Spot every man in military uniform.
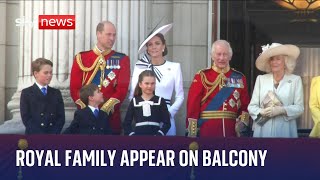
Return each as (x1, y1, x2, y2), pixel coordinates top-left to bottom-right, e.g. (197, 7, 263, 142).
(186, 40, 250, 137)
(70, 21, 130, 135)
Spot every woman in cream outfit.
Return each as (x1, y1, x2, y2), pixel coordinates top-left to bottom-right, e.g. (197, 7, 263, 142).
(129, 24, 184, 136)
(309, 76, 320, 138)
(248, 43, 304, 137)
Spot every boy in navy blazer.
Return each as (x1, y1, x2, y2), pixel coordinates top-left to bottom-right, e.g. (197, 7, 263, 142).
(20, 58, 65, 134)
(64, 84, 112, 135)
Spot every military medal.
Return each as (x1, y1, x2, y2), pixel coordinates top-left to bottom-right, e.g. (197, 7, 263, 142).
(226, 78, 231, 87)
(114, 60, 117, 69)
(229, 99, 236, 108)
(237, 100, 241, 109)
(117, 60, 120, 69)
(113, 60, 116, 69)
(108, 71, 116, 81)
(109, 60, 112, 69)
(106, 60, 110, 69)
(102, 79, 110, 87)
(233, 90, 240, 100)
(239, 79, 244, 88)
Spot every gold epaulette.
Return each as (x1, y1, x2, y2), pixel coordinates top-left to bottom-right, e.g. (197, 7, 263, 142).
(101, 98, 120, 115)
(75, 99, 86, 109)
(231, 68, 245, 77)
(196, 67, 211, 74)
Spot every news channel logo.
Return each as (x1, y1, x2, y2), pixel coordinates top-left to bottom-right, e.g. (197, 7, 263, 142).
(15, 15, 75, 30)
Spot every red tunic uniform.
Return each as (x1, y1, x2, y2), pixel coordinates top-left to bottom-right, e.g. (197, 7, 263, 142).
(186, 66, 250, 137)
(70, 47, 130, 134)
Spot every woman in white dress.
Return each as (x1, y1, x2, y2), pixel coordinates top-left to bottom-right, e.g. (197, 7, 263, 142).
(129, 24, 184, 136)
(248, 43, 304, 137)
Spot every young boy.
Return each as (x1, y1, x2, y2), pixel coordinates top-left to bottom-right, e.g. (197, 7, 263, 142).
(20, 58, 65, 134)
(64, 84, 112, 135)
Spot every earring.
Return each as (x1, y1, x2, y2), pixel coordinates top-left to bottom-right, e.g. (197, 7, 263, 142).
(162, 49, 164, 52)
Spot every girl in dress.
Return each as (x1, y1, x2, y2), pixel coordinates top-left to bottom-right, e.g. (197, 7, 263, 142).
(124, 70, 171, 136)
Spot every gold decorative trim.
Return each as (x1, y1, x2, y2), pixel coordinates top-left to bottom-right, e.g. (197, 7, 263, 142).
(212, 63, 230, 73)
(231, 68, 245, 76)
(200, 71, 226, 105)
(200, 111, 237, 119)
(187, 118, 198, 137)
(85, 60, 102, 86)
(238, 111, 250, 126)
(75, 99, 86, 109)
(76, 53, 98, 72)
(93, 46, 111, 56)
(100, 98, 120, 115)
(76, 47, 112, 86)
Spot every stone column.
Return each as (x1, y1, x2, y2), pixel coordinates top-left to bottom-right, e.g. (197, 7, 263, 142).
(0, 0, 146, 134)
(0, 1, 7, 124)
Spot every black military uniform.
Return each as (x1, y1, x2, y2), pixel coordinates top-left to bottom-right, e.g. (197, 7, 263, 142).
(63, 107, 112, 135)
(20, 83, 65, 134)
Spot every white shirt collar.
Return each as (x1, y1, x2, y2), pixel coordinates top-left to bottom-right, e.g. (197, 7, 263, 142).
(88, 105, 99, 113)
(35, 82, 48, 90)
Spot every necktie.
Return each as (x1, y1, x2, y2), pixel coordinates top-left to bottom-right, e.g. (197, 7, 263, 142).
(41, 87, 47, 95)
(94, 109, 99, 118)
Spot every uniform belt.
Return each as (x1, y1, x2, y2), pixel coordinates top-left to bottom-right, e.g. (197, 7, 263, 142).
(200, 111, 237, 120)
(136, 122, 160, 127)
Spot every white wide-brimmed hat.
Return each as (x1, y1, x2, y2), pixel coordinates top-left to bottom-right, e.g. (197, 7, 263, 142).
(256, 43, 300, 72)
(138, 23, 173, 54)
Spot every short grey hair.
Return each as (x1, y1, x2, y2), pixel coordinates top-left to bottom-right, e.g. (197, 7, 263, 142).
(211, 39, 233, 58)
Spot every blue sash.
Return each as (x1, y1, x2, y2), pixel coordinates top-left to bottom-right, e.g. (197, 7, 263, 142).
(91, 52, 125, 85)
(198, 71, 241, 127)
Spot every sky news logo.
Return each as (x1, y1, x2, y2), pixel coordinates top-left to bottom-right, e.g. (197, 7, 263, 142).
(39, 15, 75, 29)
(15, 15, 75, 30)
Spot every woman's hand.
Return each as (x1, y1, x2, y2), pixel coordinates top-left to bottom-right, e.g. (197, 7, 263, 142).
(260, 107, 272, 117)
(269, 106, 286, 117)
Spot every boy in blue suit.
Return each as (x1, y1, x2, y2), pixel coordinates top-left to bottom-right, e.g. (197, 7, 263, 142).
(20, 58, 65, 134)
(64, 84, 112, 135)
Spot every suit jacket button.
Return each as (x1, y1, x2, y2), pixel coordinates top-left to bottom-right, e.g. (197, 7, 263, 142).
(93, 127, 95, 130)
(100, 128, 103, 130)
(41, 123, 44, 126)
(40, 113, 44, 116)
(49, 123, 53, 126)
(51, 113, 54, 116)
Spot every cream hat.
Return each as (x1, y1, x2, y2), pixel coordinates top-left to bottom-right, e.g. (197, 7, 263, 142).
(256, 43, 300, 72)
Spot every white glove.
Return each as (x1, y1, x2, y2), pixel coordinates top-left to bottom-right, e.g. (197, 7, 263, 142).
(269, 106, 286, 117)
(260, 107, 272, 117)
